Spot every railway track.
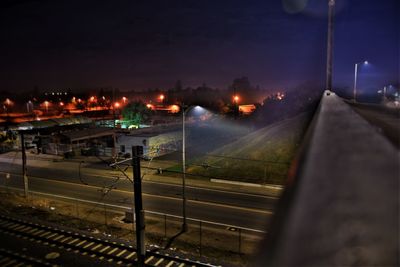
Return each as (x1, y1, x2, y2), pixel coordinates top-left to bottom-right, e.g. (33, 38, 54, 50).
(0, 247, 55, 267)
(0, 214, 218, 267)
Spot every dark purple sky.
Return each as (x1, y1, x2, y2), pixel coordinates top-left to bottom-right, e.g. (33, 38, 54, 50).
(0, 0, 398, 93)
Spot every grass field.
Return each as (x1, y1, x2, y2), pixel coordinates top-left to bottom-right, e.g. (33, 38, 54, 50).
(166, 112, 312, 185)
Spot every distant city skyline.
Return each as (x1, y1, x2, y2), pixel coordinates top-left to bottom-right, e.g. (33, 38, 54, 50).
(0, 0, 398, 93)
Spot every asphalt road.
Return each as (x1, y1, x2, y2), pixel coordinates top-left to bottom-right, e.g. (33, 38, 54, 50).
(0, 159, 274, 231)
(348, 102, 400, 148)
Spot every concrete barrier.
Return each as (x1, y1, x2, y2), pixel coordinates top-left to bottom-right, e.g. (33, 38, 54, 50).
(260, 91, 399, 267)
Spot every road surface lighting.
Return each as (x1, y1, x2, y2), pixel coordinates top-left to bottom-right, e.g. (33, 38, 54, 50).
(353, 60, 369, 102)
(181, 105, 204, 232)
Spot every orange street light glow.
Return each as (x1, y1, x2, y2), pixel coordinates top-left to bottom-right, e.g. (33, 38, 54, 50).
(122, 96, 127, 103)
(233, 95, 240, 102)
(114, 102, 120, 108)
(4, 98, 13, 106)
(170, 104, 180, 113)
(159, 94, 165, 100)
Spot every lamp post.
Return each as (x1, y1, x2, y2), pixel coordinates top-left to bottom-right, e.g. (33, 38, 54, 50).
(353, 60, 368, 102)
(181, 104, 203, 232)
(326, 0, 335, 91)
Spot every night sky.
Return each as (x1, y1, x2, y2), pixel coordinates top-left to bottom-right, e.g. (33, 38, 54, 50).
(0, 0, 398, 93)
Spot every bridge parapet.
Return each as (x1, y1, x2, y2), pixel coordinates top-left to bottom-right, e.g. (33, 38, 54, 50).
(259, 90, 399, 266)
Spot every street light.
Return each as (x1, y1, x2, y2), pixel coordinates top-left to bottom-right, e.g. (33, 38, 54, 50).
(233, 95, 240, 119)
(353, 60, 368, 102)
(181, 104, 204, 232)
(44, 101, 49, 113)
(380, 85, 394, 102)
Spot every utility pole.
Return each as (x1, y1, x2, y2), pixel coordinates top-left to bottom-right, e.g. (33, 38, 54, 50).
(353, 63, 359, 102)
(326, 0, 335, 91)
(112, 87, 116, 159)
(181, 104, 188, 232)
(132, 146, 145, 266)
(20, 132, 29, 198)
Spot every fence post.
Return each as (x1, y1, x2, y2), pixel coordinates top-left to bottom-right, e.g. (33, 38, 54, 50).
(164, 214, 167, 238)
(263, 166, 267, 184)
(199, 220, 202, 257)
(104, 203, 107, 226)
(75, 200, 79, 218)
(238, 228, 242, 254)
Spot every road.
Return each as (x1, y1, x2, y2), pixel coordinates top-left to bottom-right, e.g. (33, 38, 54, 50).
(348, 102, 400, 148)
(0, 158, 275, 231)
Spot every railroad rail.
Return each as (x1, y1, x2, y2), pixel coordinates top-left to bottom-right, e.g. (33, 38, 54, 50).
(0, 214, 218, 267)
(0, 247, 54, 267)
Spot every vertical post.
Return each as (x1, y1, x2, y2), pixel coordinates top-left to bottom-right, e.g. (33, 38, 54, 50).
(326, 0, 335, 91)
(199, 220, 202, 257)
(383, 86, 387, 100)
(182, 105, 188, 232)
(20, 132, 29, 198)
(112, 88, 116, 159)
(132, 146, 145, 266)
(104, 203, 107, 226)
(238, 228, 242, 254)
(263, 166, 267, 184)
(76, 201, 79, 218)
(164, 214, 167, 238)
(353, 63, 358, 102)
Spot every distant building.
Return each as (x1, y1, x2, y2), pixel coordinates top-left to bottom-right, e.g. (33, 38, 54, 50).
(239, 104, 257, 115)
(116, 125, 181, 159)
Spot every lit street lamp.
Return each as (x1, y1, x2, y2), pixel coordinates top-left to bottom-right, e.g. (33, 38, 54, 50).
(44, 101, 49, 113)
(353, 60, 368, 102)
(181, 104, 204, 232)
(233, 95, 240, 119)
(159, 94, 165, 103)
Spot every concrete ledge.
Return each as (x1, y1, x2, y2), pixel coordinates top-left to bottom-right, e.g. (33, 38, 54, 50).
(263, 91, 399, 266)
